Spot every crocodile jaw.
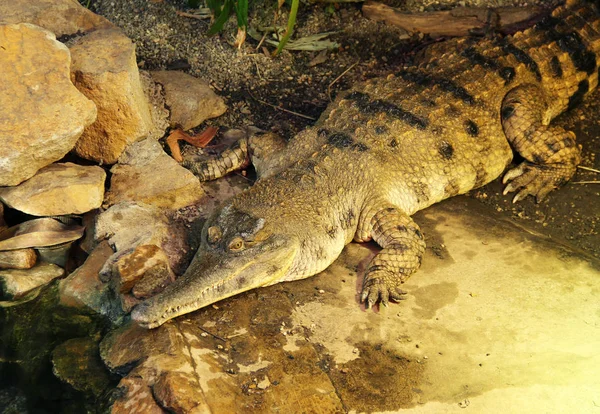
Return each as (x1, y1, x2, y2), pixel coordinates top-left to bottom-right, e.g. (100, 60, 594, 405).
(131, 235, 297, 329)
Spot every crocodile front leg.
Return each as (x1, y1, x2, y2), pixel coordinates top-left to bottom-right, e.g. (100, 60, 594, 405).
(357, 202, 426, 308)
(501, 84, 582, 203)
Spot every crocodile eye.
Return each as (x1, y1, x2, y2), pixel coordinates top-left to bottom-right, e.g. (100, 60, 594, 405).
(228, 237, 244, 251)
(207, 226, 222, 243)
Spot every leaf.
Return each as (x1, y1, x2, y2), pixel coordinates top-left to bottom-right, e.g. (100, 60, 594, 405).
(275, 0, 300, 55)
(207, 0, 233, 35)
(248, 28, 339, 51)
(308, 49, 329, 67)
(233, 0, 248, 29)
(207, 0, 224, 14)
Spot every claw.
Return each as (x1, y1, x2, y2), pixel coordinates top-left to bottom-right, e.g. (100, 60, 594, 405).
(389, 288, 408, 301)
(502, 166, 525, 184)
(512, 191, 524, 203)
(502, 161, 573, 203)
(535, 186, 553, 203)
(503, 183, 514, 195)
(380, 289, 390, 307)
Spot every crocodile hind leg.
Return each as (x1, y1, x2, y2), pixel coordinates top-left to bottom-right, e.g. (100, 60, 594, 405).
(501, 84, 582, 203)
(183, 132, 287, 181)
(357, 202, 426, 308)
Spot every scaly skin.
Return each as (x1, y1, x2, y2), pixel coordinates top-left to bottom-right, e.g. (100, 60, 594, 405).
(132, 0, 599, 328)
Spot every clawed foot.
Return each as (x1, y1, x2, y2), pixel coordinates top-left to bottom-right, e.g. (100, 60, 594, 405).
(360, 270, 408, 308)
(502, 162, 574, 203)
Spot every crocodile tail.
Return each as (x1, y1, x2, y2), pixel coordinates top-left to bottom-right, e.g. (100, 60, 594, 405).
(511, 0, 600, 116)
(551, 0, 600, 54)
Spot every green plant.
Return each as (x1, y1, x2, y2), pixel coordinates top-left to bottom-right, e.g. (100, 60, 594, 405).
(274, 0, 299, 55)
(205, 0, 248, 36)
(192, 0, 299, 54)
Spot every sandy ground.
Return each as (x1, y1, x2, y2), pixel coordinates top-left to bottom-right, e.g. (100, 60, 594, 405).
(157, 196, 600, 413)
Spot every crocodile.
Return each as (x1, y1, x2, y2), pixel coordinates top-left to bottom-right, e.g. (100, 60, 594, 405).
(132, 0, 599, 329)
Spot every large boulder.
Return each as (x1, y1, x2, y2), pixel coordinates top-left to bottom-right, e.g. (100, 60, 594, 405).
(0, 0, 113, 37)
(70, 28, 164, 164)
(105, 138, 204, 210)
(0, 162, 106, 216)
(0, 23, 97, 186)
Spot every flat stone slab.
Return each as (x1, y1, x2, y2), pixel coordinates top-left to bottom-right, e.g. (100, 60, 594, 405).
(0, 262, 64, 300)
(0, 0, 113, 37)
(0, 249, 36, 270)
(0, 162, 106, 216)
(105, 138, 204, 210)
(104, 198, 600, 412)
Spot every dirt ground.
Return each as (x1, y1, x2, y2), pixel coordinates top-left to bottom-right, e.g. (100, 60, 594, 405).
(88, 0, 599, 259)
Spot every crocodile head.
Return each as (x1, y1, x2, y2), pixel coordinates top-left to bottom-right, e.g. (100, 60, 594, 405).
(131, 204, 299, 329)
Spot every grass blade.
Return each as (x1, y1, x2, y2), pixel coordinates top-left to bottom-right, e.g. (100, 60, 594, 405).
(274, 0, 300, 55)
(207, 0, 233, 35)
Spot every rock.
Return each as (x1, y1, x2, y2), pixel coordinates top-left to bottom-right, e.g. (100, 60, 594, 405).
(51, 337, 112, 397)
(0, 163, 106, 216)
(257, 375, 271, 390)
(0, 0, 113, 37)
(0, 249, 37, 270)
(140, 71, 170, 141)
(153, 372, 210, 414)
(132, 261, 175, 300)
(0, 217, 85, 251)
(0, 202, 6, 231)
(150, 70, 227, 130)
(80, 210, 101, 254)
(0, 263, 64, 300)
(36, 242, 73, 268)
(58, 241, 121, 320)
(95, 202, 189, 275)
(0, 387, 28, 414)
(99, 280, 344, 413)
(111, 376, 166, 414)
(119, 293, 142, 314)
(100, 322, 210, 413)
(105, 139, 204, 210)
(70, 28, 164, 164)
(115, 245, 175, 295)
(95, 203, 170, 254)
(100, 322, 182, 376)
(0, 24, 97, 187)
